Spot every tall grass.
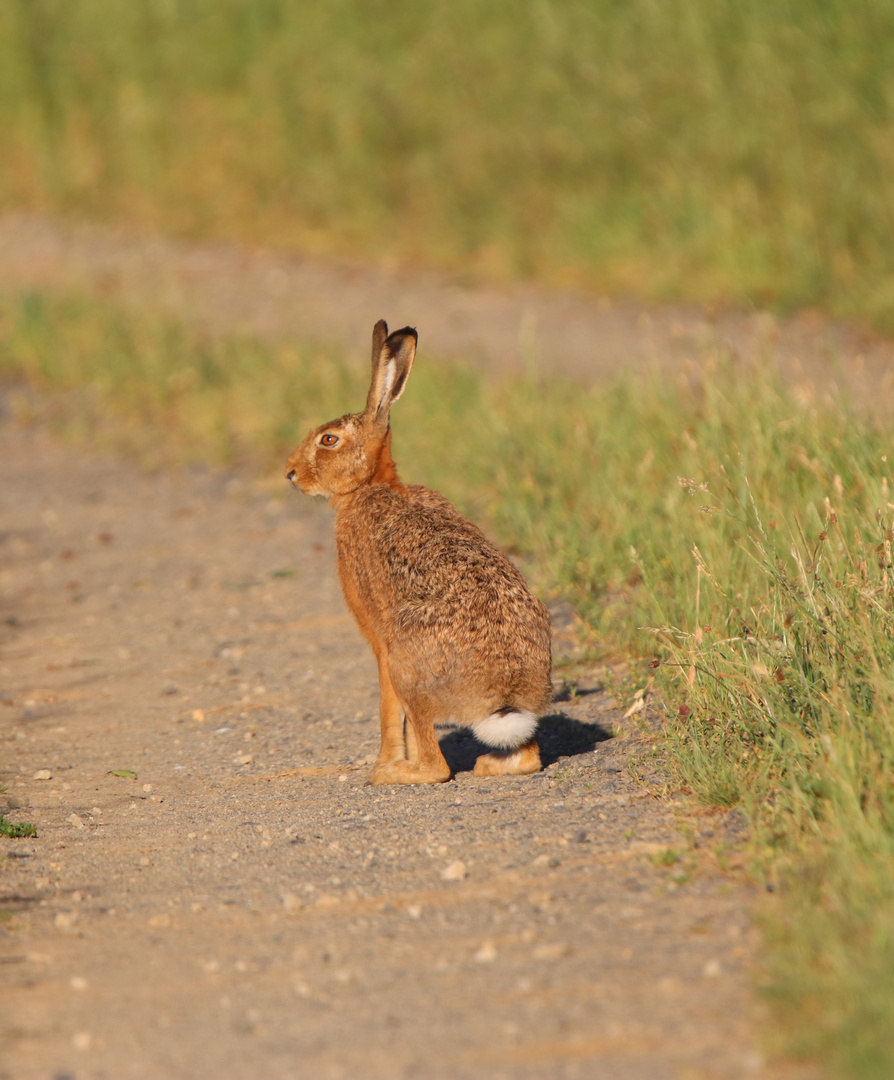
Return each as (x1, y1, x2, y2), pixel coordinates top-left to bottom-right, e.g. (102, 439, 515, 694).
(2, 2, 894, 328)
(3, 290, 894, 1075)
(658, 476, 894, 1077)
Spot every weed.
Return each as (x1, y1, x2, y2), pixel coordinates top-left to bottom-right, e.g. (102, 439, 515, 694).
(651, 847, 682, 868)
(0, 813, 37, 839)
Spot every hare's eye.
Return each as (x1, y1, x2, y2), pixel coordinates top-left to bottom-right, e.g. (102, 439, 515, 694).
(320, 433, 339, 447)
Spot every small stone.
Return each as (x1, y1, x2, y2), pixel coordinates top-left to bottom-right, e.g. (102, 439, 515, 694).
(68, 813, 84, 829)
(232, 754, 253, 766)
(70, 976, 88, 991)
(474, 941, 497, 963)
(533, 942, 569, 961)
(72, 1032, 92, 1051)
(33, 769, 53, 781)
(703, 958, 723, 978)
(162, 684, 179, 695)
(441, 860, 467, 881)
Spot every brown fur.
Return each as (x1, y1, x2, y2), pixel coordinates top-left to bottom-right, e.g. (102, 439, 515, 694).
(285, 320, 551, 784)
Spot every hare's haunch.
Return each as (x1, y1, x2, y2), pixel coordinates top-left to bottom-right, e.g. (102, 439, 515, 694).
(285, 320, 552, 785)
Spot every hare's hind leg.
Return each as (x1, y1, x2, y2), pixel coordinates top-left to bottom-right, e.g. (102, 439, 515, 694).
(472, 708, 542, 777)
(368, 690, 451, 786)
(473, 739, 541, 777)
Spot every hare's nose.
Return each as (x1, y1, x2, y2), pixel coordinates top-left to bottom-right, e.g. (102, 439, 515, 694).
(286, 469, 297, 483)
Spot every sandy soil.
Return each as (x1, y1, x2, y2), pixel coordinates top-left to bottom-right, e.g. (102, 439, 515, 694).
(0, 216, 830, 1080)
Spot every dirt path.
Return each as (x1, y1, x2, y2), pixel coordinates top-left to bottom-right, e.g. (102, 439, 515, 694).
(1, 212, 892, 394)
(1, 419, 816, 1080)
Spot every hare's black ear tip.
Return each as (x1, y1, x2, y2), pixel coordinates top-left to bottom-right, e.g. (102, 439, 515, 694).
(395, 326, 418, 342)
(372, 319, 389, 348)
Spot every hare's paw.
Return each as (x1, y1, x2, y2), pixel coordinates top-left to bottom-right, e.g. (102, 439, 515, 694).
(368, 759, 451, 786)
(473, 740, 542, 777)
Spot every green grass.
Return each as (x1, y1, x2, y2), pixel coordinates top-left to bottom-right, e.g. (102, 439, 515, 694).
(0, 812, 37, 839)
(3, 289, 894, 1075)
(2, 2, 894, 329)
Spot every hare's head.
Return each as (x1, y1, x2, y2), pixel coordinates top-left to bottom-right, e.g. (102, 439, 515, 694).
(285, 320, 417, 498)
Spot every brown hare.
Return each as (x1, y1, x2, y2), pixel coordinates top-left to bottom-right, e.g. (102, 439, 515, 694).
(285, 320, 552, 785)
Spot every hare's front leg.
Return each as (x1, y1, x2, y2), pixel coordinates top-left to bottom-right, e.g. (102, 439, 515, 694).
(373, 649, 407, 766)
(368, 689, 451, 786)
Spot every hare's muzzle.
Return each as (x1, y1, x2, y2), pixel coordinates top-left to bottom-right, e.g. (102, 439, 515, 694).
(285, 464, 306, 491)
(285, 459, 321, 496)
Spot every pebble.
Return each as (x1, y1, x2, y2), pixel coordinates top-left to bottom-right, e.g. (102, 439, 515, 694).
(474, 941, 497, 963)
(441, 860, 467, 881)
(533, 942, 569, 961)
(33, 769, 53, 781)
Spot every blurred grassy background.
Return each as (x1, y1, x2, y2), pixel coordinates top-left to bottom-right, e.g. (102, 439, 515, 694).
(2, 0, 894, 328)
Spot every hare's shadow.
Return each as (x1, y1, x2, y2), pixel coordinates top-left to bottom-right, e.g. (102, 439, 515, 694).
(439, 711, 611, 775)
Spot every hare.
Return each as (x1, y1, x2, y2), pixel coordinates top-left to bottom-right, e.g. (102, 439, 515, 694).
(285, 320, 552, 785)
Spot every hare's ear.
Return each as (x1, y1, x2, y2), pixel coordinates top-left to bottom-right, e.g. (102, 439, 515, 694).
(365, 321, 417, 424)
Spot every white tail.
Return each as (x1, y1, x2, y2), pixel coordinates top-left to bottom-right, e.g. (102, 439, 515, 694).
(473, 709, 538, 750)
